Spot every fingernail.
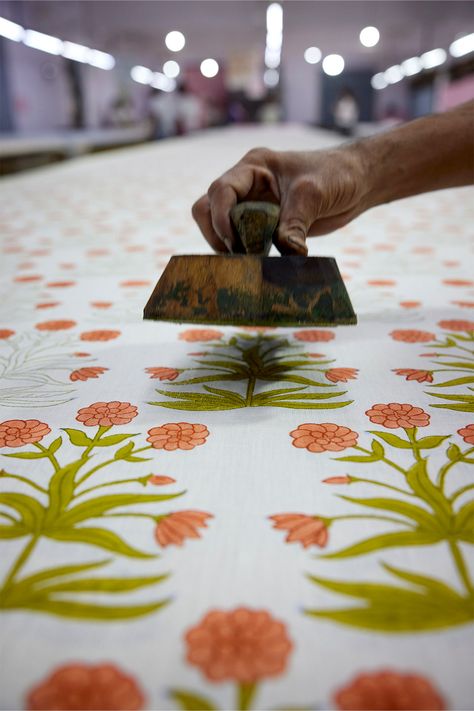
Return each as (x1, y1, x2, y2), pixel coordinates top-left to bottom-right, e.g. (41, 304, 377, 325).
(223, 238, 232, 252)
(287, 235, 306, 251)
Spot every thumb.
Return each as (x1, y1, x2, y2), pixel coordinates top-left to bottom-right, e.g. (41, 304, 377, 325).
(274, 181, 315, 256)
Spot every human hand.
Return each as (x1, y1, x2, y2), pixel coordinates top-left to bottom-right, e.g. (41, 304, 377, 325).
(191, 145, 372, 255)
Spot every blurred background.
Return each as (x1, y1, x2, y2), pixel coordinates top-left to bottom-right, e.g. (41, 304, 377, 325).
(0, 0, 473, 173)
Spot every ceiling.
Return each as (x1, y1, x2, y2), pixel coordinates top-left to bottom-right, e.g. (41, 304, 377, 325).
(2, 0, 473, 71)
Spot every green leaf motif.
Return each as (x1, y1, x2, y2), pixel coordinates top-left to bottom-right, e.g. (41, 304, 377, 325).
(56, 492, 183, 527)
(46, 527, 155, 558)
(405, 461, 452, 520)
(2, 451, 48, 460)
(447, 443, 462, 461)
(337, 496, 441, 530)
(320, 530, 442, 559)
(371, 440, 385, 458)
(94, 433, 138, 447)
(415, 435, 451, 450)
(170, 690, 217, 711)
(429, 376, 474, 388)
(62, 428, 93, 447)
(0, 493, 45, 531)
(48, 437, 62, 454)
(306, 569, 474, 631)
(368, 431, 412, 449)
(17, 597, 169, 620)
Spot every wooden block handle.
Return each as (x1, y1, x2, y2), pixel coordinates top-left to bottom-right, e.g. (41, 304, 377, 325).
(230, 201, 280, 255)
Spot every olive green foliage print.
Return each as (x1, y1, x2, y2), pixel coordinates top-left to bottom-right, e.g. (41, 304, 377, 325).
(423, 328, 474, 412)
(306, 428, 474, 632)
(0, 423, 184, 620)
(150, 332, 353, 411)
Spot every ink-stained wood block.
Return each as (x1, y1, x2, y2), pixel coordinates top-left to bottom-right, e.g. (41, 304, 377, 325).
(143, 254, 357, 326)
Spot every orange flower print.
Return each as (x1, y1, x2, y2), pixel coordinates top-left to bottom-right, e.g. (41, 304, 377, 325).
(269, 513, 328, 548)
(366, 403, 430, 429)
(399, 301, 421, 309)
(452, 300, 474, 308)
(14, 274, 42, 283)
(438, 319, 474, 332)
(185, 607, 292, 683)
(46, 280, 75, 288)
(91, 301, 112, 309)
(74, 352, 90, 357)
(179, 329, 223, 342)
(443, 278, 473, 287)
(333, 669, 445, 710)
(325, 367, 358, 383)
(145, 367, 180, 381)
(0, 329, 15, 339)
(155, 510, 213, 546)
(367, 279, 396, 286)
(35, 319, 77, 331)
(393, 369, 434, 383)
(147, 422, 209, 450)
(120, 280, 151, 287)
(80, 330, 121, 341)
(306, 352, 325, 358)
(323, 475, 351, 484)
(290, 423, 358, 452)
(148, 475, 176, 485)
(458, 424, 474, 445)
(390, 329, 435, 343)
(293, 329, 335, 342)
(76, 402, 138, 427)
(26, 662, 145, 710)
(70, 367, 109, 382)
(36, 302, 60, 309)
(0, 419, 51, 447)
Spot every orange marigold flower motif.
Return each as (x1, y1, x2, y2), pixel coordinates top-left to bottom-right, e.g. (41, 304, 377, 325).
(35, 302, 60, 309)
(323, 475, 351, 484)
(185, 607, 292, 683)
(120, 279, 151, 287)
(155, 510, 212, 547)
(149, 475, 176, 485)
(179, 329, 223, 342)
(35, 319, 77, 331)
(333, 669, 446, 710)
(76, 401, 138, 427)
(145, 367, 180, 381)
(438, 319, 474, 332)
(14, 274, 42, 283)
(390, 329, 435, 343)
(452, 300, 474, 308)
(0, 419, 51, 447)
(458, 424, 474, 445)
(46, 281, 75, 288)
(366, 403, 430, 429)
(443, 279, 473, 287)
(70, 367, 109, 382)
(0, 329, 15, 339)
(26, 662, 145, 710)
(293, 329, 335, 342)
(393, 368, 434, 383)
(269, 513, 329, 548)
(80, 330, 121, 341)
(147, 422, 209, 450)
(306, 352, 325, 358)
(74, 351, 90, 357)
(367, 279, 396, 286)
(90, 301, 112, 309)
(325, 367, 358, 383)
(290, 423, 358, 452)
(399, 301, 421, 309)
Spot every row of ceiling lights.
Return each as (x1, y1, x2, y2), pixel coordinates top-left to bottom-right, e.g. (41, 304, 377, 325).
(372, 33, 474, 89)
(303, 25, 380, 76)
(0, 16, 115, 69)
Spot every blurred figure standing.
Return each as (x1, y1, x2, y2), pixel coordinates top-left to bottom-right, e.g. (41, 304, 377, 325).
(333, 88, 359, 136)
(176, 84, 205, 134)
(149, 88, 178, 139)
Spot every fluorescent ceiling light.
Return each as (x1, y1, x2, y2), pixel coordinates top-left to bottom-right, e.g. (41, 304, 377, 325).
(265, 47, 281, 68)
(88, 49, 115, 70)
(151, 72, 176, 91)
(401, 56, 422, 76)
(449, 33, 474, 58)
(165, 30, 185, 52)
(200, 58, 219, 78)
(304, 46, 322, 64)
(24, 29, 63, 55)
(384, 64, 404, 83)
(0, 16, 24, 42)
(420, 48, 447, 69)
(322, 54, 344, 76)
(371, 72, 387, 90)
(62, 41, 91, 63)
(360, 26, 380, 48)
(264, 68, 279, 87)
(131, 65, 153, 84)
(163, 60, 180, 78)
(267, 3, 283, 34)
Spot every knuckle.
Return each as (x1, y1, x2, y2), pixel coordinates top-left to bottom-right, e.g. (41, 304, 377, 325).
(242, 146, 273, 165)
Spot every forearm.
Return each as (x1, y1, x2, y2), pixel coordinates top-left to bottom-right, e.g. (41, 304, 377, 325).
(357, 100, 474, 208)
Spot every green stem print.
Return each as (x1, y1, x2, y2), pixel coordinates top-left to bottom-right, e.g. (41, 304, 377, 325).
(271, 408, 474, 633)
(393, 324, 474, 412)
(149, 332, 355, 411)
(0, 403, 212, 620)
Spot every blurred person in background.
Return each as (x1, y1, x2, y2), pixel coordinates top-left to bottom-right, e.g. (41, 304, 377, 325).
(333, 88, 359, 136)
(176, 83, 205, 134)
